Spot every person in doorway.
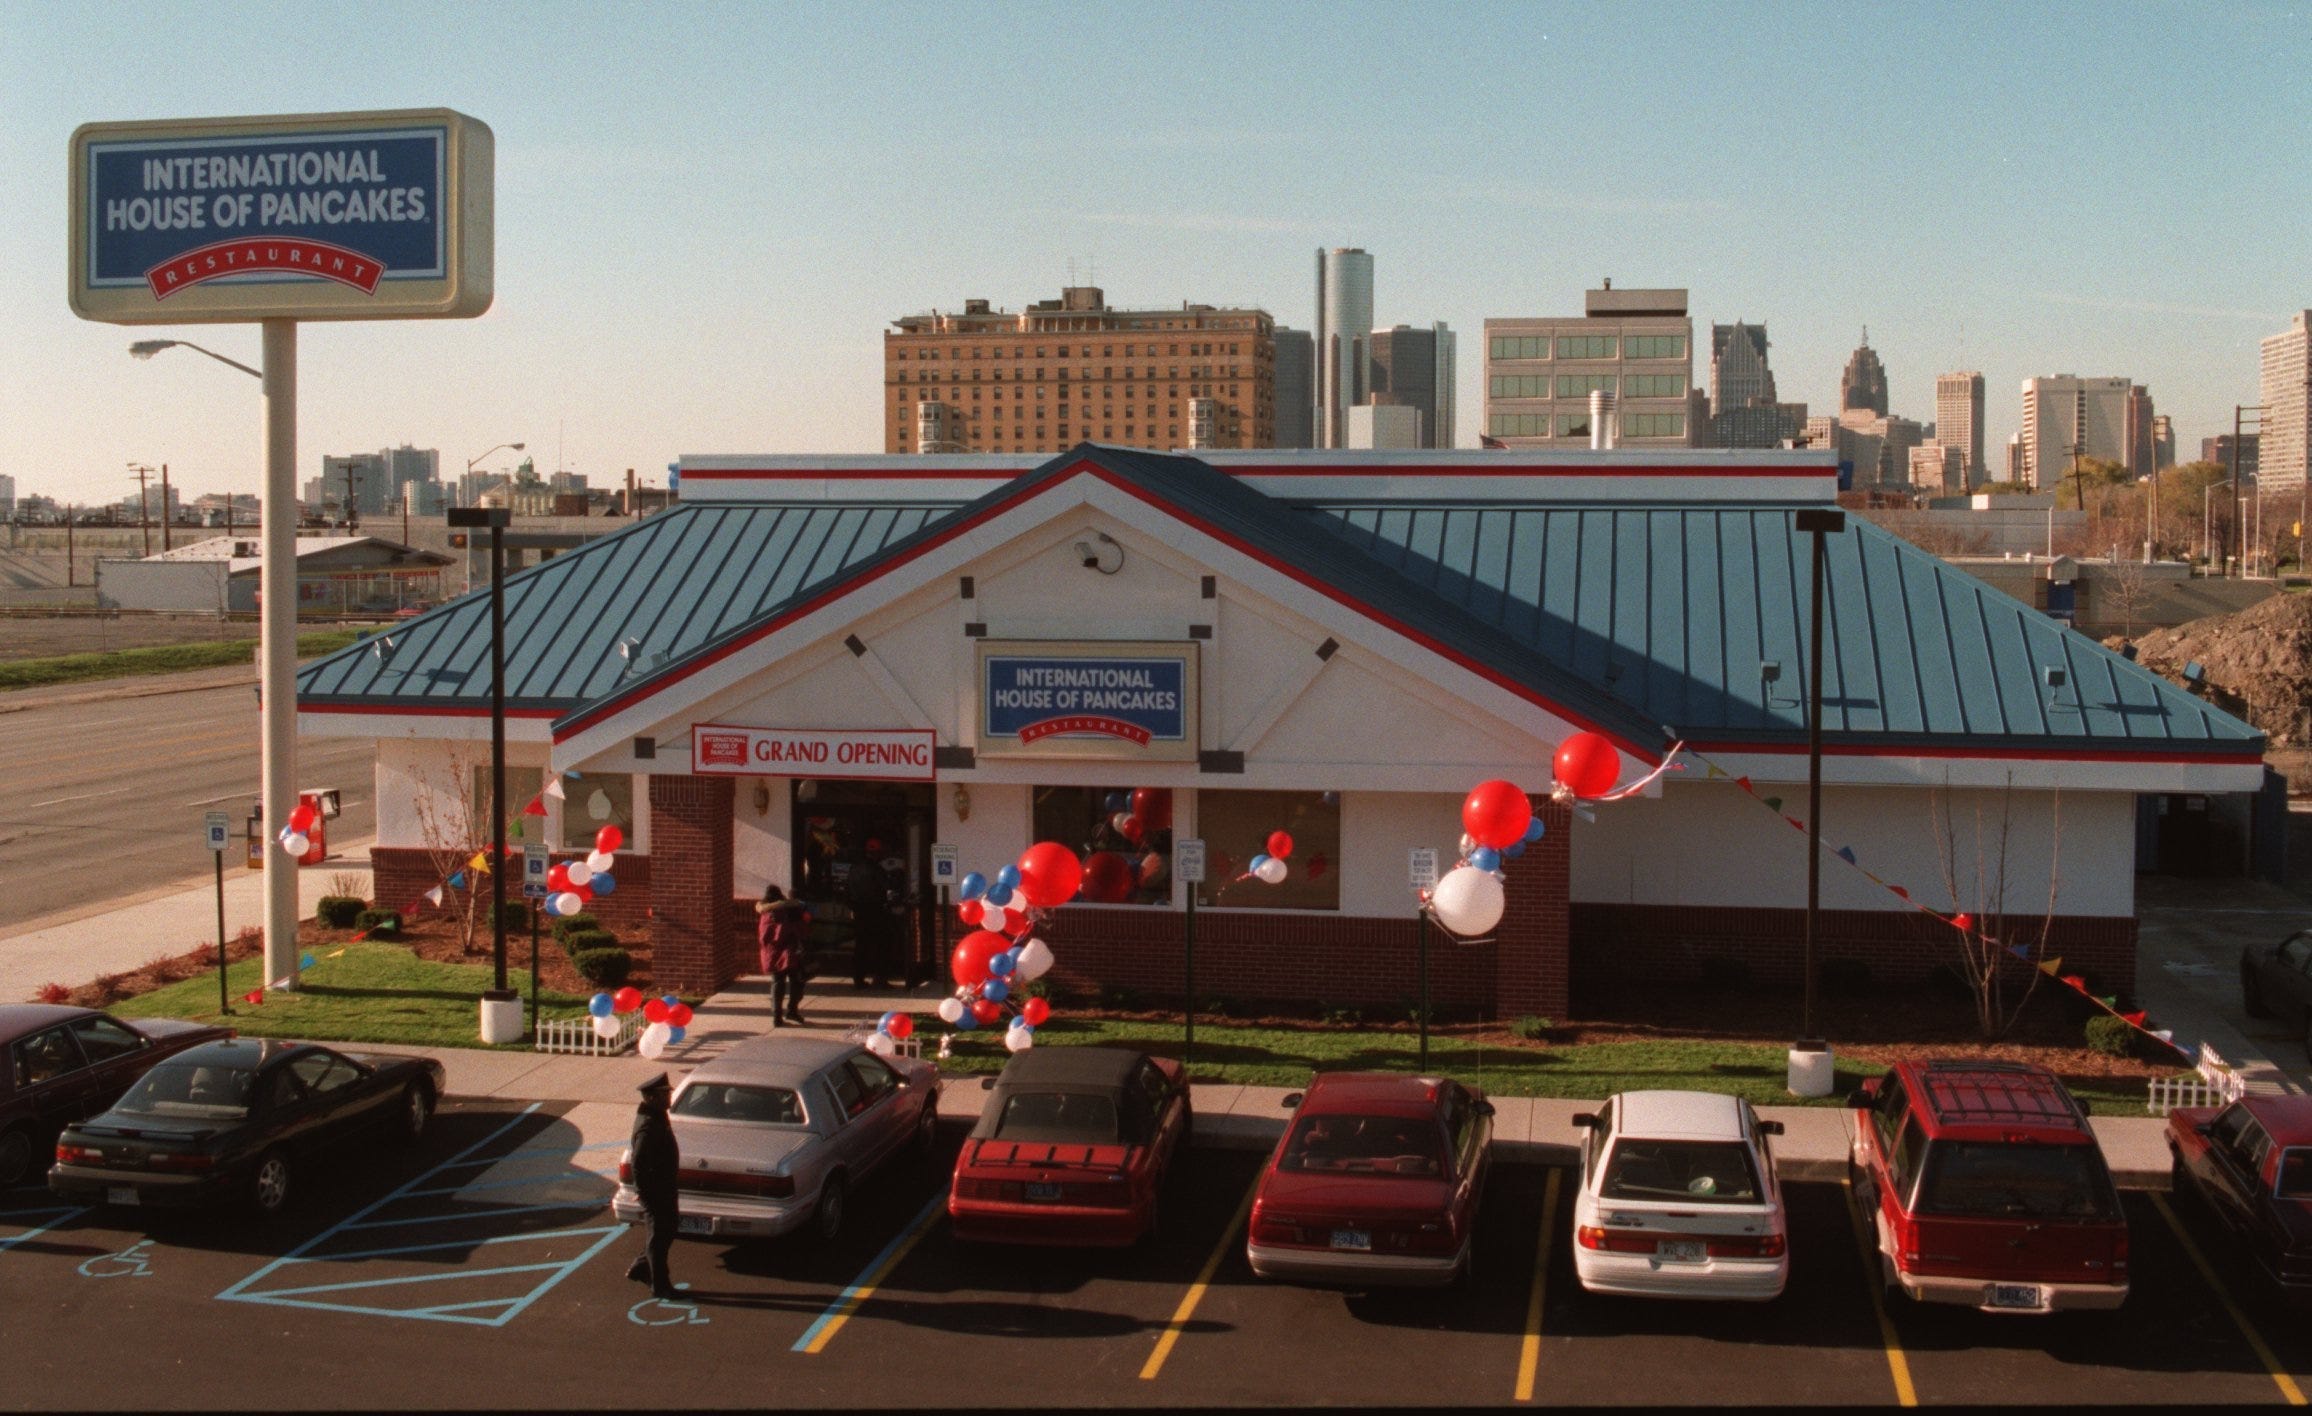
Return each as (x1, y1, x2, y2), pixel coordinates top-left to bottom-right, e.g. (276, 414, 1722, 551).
(847, 838, 898, 989)
(756, 884, 813, 1026)
(624, 1072, 681, 1300)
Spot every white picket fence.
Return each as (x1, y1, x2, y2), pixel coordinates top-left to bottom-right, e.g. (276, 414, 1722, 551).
(2144, 1043, 2247, 1113)
(536, 1010, 641, 1056)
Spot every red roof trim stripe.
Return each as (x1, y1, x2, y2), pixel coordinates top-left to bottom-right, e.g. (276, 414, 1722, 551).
(1686, 739, 2264, 765)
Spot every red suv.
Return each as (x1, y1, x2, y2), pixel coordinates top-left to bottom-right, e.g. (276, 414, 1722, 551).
(1847, 1060, 2127, 1314)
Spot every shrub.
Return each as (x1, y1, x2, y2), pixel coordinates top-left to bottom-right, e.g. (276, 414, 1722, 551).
(1510, 1015, 1552, 1040)
(1199, 996, 1236, 1019)
(572, 946, 632, 988)
(1319, 1003, 1365, 1026)
(354, 908, 402, 937)
(316, 896, 365, 928)
(1100, 986, 1144, 1011)
(561, 928, 619, 959)
(550, 912, 601, 944)
(491, 901, 532, 930)
(2084, 1014, 2136, 1058)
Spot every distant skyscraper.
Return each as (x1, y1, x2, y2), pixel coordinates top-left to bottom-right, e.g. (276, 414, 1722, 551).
(1482, 284, 1696, 448)
(2257, 310, 2311, 493)
(1369, 322, 1457, 448)
(1840, 331, 1889, 416)
(1273, 328, 1314, 448)
(2018, 376, 2132, 490)
(2151, 414, 2175, 471)
(1935, 371, 1985, 484)
(1315, 248, 1374, 449)
(2205, 434, 2260, 478)
(1710, 322, 1776, 410)
(2123, 385, 2158, 479)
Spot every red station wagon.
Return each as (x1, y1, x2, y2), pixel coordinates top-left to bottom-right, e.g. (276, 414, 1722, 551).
(2166, 1095, 2312, 1298)
(1848, 1060, 2128, 1314)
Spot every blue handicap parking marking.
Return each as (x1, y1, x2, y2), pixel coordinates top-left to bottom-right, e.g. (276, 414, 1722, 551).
(217, 1102, 629, 1327)
(78, 1238, 156, 1279)
(0, 1195, 89, 1255)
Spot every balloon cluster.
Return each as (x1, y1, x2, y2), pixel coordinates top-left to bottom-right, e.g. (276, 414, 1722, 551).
(276, 801, 322, 857)
(1427, 733, 1623, 938)
(543, 826, 624, 918)
(945, 841, 1077, 1051)
(1077, 789, 1171, 903)
(585, 986, 691, 1057)
(864, 1011, 915, 1057)
(1232, 830, 1294, 886)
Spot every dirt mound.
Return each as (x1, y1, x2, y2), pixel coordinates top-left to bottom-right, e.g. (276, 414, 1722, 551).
(2126, 592, 2312, 751)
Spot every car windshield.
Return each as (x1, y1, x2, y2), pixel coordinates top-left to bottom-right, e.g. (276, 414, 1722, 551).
(673, 1084, 806, 1126)
(1279, 1113, 1445, 1177)
(1915, 1141, 2118, 1219)
(1599, 1139, 1762, 1203)
(992, 1091, 1123, 1144)
(117, 1061, 253, 1119)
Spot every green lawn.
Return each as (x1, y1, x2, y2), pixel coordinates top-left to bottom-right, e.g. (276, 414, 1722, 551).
(0, 630, 369, 692)
(112, 942, 585, 1049)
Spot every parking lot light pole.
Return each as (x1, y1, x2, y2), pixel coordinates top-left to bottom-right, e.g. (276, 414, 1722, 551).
(449, 505, 516, 1039)
(1792, 507, 1845, 1091)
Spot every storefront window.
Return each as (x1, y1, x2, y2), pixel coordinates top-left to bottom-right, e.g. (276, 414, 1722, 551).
(1033, 786, 1173, 906)
(1196, 789, 1340, 911)
(471, 765, 546, 846)
(560, 772, 635, 851)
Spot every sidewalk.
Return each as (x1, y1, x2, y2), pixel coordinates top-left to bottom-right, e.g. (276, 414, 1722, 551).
(2134, 873, 2312, 1099)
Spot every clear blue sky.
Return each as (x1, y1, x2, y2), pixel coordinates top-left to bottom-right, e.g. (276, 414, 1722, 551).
(4, 0, 2306, 505)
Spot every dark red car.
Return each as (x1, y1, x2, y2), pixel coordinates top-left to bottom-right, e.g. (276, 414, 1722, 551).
(1246, 1072, 1494, 1287)
(1, 1004, 233, 1189)
(2167, 1095, 2312, 1297)
(948, 1046, 1190, 1247)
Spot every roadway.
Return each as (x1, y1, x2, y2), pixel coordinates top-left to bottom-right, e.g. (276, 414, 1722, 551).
(0, 667, 374, 936)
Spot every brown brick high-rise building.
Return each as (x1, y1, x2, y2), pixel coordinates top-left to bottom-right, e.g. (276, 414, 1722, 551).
(885, 286, 1276, 453)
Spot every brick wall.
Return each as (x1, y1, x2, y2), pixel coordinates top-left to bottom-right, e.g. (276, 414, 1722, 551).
(1495, 799, 1571, 1018)
(648, 775, 736, 994)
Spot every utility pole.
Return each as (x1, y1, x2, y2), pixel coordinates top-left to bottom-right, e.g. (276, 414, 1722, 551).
(129, 463, 153, 556)
(160, 463, 172, 552)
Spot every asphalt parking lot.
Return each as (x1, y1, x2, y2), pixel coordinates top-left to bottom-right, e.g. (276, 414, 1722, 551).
(3, 1099, 2310, 1410)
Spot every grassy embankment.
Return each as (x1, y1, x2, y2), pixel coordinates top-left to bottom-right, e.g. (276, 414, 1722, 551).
(0, 630, 367, 691)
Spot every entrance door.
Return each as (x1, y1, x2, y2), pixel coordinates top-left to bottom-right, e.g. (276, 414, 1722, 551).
(791, 780, 934, 988)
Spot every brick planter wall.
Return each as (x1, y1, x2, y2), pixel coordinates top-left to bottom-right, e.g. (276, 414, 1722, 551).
(648, 775, 736, 995)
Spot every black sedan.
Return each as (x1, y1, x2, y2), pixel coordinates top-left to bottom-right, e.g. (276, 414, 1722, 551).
(49, 1039, 446, 1217)
(2239, 929, 2312, 1056)
(2, 1004, 233, 1189)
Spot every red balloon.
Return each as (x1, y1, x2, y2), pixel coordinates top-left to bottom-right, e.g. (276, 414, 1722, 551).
(1117, 813, 1146, 845)
(1461, 779, 1532, 849)
(1553, 732, 1621, 799)
(957, 898, 985, 927)
(1130, 788, 1172, 832)
(547, 864, 572, 891)
(288, 804, 318, 833)
(1001, 911, 1033, 939)
(950, 929, 1011, 989)
(1080, 851, 1137, 904)
(1266, 830, 1294, 860)
(1021, 996, 1052, 1026)
(573, 883, 595, 904)
(667, 1003, 693, 1028)
(642, 998, 670, 1024)
(971, 998, 1003, 1025)
(596, 825, 624, 853)
(612, 986, 643, 1013)
(885, 1014, 914, 1040)
(1015, 841, 1084, 908)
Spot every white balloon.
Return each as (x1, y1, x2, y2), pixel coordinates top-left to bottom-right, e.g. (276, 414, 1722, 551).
(1013, 938, 1055, 981)
(554, 891, 584, 916)
(936, 997, 966, 1024)
(1004, 1026, 1035, 1053)
(1255, 857, 1289, 884)
(564, 860, 593, 888)
(586, 849, 615, 874)
(1430, 864, 1506, 937)
(590, 1014, 621, 1039)
(1459, 832, 1477, 858)
(587, 790, 614, 821)
(638, 1021, 672, 1059)
(864, 1031, 897, 1056)
(281, 832, 310, 856)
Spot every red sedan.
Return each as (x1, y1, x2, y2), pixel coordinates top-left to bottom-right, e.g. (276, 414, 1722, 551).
(1247, 1072, 1494, 1287)
(948, 1046, 1190, 1247)
(2168, 1094, 2312, 1298)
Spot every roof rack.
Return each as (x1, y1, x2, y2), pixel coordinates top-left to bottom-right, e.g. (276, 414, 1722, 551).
(1914, 1061, 2083, 1127)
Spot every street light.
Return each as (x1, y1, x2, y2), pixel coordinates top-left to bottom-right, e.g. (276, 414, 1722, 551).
(128, 338, 261, 380)
(454, 442, 525, 559)
(1792, 505, 1845, 1097)
(447, 504, 519, 1043)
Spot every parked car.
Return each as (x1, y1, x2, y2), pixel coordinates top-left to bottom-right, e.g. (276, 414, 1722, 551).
(948, 1045, 1189, 1247)
(2166, 1094, 2312, 1298)
(1, 1004, 233, 1189)
(1569, 1090, 1788, 1301)
(2239, 930, 2312, 1059)
(1246, 1072, 1493, 1287)
(1848, 1059, 2128, 1313)
(48, 1038, 444, 1216)
(613, 1033, 940, 1244)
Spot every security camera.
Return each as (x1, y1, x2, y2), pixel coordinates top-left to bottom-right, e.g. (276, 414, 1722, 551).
(1074, 540, 1098, 568)
(1074, 532, 1124, 575)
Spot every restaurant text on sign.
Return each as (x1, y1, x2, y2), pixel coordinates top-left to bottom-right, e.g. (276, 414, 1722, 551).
(690, 725, 937, 782)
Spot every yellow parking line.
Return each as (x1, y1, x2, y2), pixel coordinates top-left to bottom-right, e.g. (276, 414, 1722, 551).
(2151, 1194, 2306, 1406)
(1513, 1169, 1561, 1402)
(1841, 1177, 1918, 1407)
(1139, 1174, 1260, 1381)
(795, 1193, 944, 1355)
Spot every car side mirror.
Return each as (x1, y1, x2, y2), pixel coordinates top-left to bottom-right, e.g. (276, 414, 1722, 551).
(980, 1076, 996, 1091)
(1842, 1090, 1872, 1109)
(1571, 1113, 1599, 1130)
(1475, 1099, 1496, 1117)
(1280, 1092, 1303, 1110)
(1757, 1120, 1784, 1136)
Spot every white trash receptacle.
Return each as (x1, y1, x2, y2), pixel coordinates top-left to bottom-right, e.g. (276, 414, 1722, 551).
(480, 992, 525, 1045)
(1787, 1041, 1835, 1098)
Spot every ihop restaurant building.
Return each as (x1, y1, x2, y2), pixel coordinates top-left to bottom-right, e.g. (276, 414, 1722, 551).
(296, 446, 2263, 1016)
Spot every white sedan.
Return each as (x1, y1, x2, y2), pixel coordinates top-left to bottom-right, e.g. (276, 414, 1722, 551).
(1569, 1090, 1789, 1301)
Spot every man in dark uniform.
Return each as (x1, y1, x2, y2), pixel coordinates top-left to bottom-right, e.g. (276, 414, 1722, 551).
(624, 1072, 680, 1299)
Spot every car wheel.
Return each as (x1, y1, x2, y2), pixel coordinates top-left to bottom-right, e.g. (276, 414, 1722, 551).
(0, 1125, 34, 1190)
(250, 1149, 293, 1217)
(912, 1106, 939, 1170)
(814, 1173, 848, 1245)
(2243, 962, 2272, 1019)
(401, 1082, 435, 1143)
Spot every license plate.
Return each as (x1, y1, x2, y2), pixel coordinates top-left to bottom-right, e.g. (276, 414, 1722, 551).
(676, 1215, 713, 1236)
(1025, 1182, 1061, 1202)
(1988, 1283, 2044, 1309)
(1330, 1228, 1372, 1251)
(106, 1187, 140, 1206)
(1657, 1240, 1706, 1262)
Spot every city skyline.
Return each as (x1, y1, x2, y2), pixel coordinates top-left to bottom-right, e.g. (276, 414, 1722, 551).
(4, 2, 2307, 503)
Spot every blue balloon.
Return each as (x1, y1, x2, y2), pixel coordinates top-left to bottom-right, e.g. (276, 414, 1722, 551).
(987, 951, 1017, 978)
(984, 882, 1013, 908)
(1011, 1019, 1034, 1037)
(983, 979, 1011, 1003)
(1105, 792, 1128, 814)
(668, 1025, 686, 1044)
(592, 873, 616, 896)
(589, 992, 614, 1018)
(959, 871, 988, 902)
(1524, 817, 1548, 843)
(1470, 846, 1501, 872)
(1250, 853, 1271, 873)
(1504, 840, 1528, 860)
(996, 864, 1022, 889)
(954, 1008, 978, 1031)
(878, 1011, 899, 1032)
(662, 994, 679, 1009)
(541, 895, 563, 917)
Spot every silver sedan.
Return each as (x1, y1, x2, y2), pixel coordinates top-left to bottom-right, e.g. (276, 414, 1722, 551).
(613, 1034, 940, 1244)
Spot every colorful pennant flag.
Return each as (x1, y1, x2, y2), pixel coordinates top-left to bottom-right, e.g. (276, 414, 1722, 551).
(522, 795, 547, 817)
(1835, 846, 1857, 864)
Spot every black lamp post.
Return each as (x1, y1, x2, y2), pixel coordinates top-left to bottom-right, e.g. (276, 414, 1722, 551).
(448, 505, 513, 998)
(1794, 506, 1845, 1044)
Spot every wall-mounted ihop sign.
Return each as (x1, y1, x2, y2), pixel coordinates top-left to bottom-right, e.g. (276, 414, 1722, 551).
(69, 108, 492, 324)
(978, 641, 1198, 762)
